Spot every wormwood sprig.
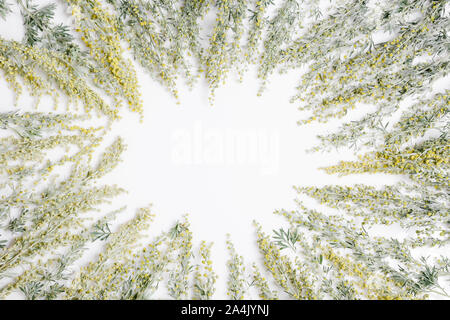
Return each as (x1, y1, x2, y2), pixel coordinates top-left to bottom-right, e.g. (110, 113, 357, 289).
(243, 0, 273, 70)
(203, 0, 249, 101)
(91, 220, 112, 241)
(167, 218, 194, 300)
(296, 183, 449, 247)
(272, 228, 300, 251)
(0, 111, 105, 218)
(170, 0, 213, 86)
(292, 0, 448, 127)
(256, 0, 303, 95)
(390, 258, 450, 298)
(17, 0, 56, 46)
(66, 0, 143, 117)
(17, 0, 87, 63)
(226, 0, 249, 81)
(252, 210, 418, 299)
(311, 91, 450, 152)
(254, 221, 317, 299)
(323, 137, 449, 187)
(0, 111, 103, 173)
(107, 0, 182, 99)
(193, 241, 217, 300)
(226, 235, 247, 299)
(19, 281, 42, 299)
(64, 205, 156, 299)
(0, 39, 118, 118)
(250, 263, 278, 300)
(63, 215, 210, 300)
(0, 0, 11, 19)
(268, 198, 450, 299)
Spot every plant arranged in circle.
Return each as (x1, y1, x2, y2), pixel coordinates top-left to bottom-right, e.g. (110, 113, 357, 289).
(0, 0, 448, 300)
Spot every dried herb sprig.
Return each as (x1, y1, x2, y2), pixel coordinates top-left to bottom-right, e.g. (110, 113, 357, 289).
(66, 0, 143, 117)
(0, 0, 11, 19)
(203, 0, 249, 102)
(0, 39, 119, 119)
(193, 241, 217, 299)
(226, 235, 247, 299)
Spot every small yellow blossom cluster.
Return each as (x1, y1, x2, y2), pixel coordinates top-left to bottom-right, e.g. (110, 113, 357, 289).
(242, 0, 273, 71)
(254, 221, 317, 299)
(386, 92, 449, 146)
(107, 0, 182, 100)
(167, 218, 194, 300)
(0, 123, 127, 295)
(250, 263, 278, 300)
(256, 0, 302, 95)
(0, 131, 104, 180)
(193, 241, 217, 300)
(171, 0, 213, 86)
(203, 0, 248, 102)
(0, 111, 105, 207)
(324, 138, 449, 186)
(296, 183, 449, 246)
(291, 0, 447, 126)
(225, 235, 246, 299)
(254, 203, 444, 299)
(62, 215, 210, 300)
(311, 91, 449, 152)
(280, 0, 374, 73)
(0, 39, 117, 119)
(227, 0, 249, 81)
(0, 208, 122, 299)
(66, 0, 143, 117)
(64, 206, 155, 299)
(320, 244, 415, 300)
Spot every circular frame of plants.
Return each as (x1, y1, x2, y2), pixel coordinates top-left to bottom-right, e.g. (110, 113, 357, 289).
(0, 0, 449, 300)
